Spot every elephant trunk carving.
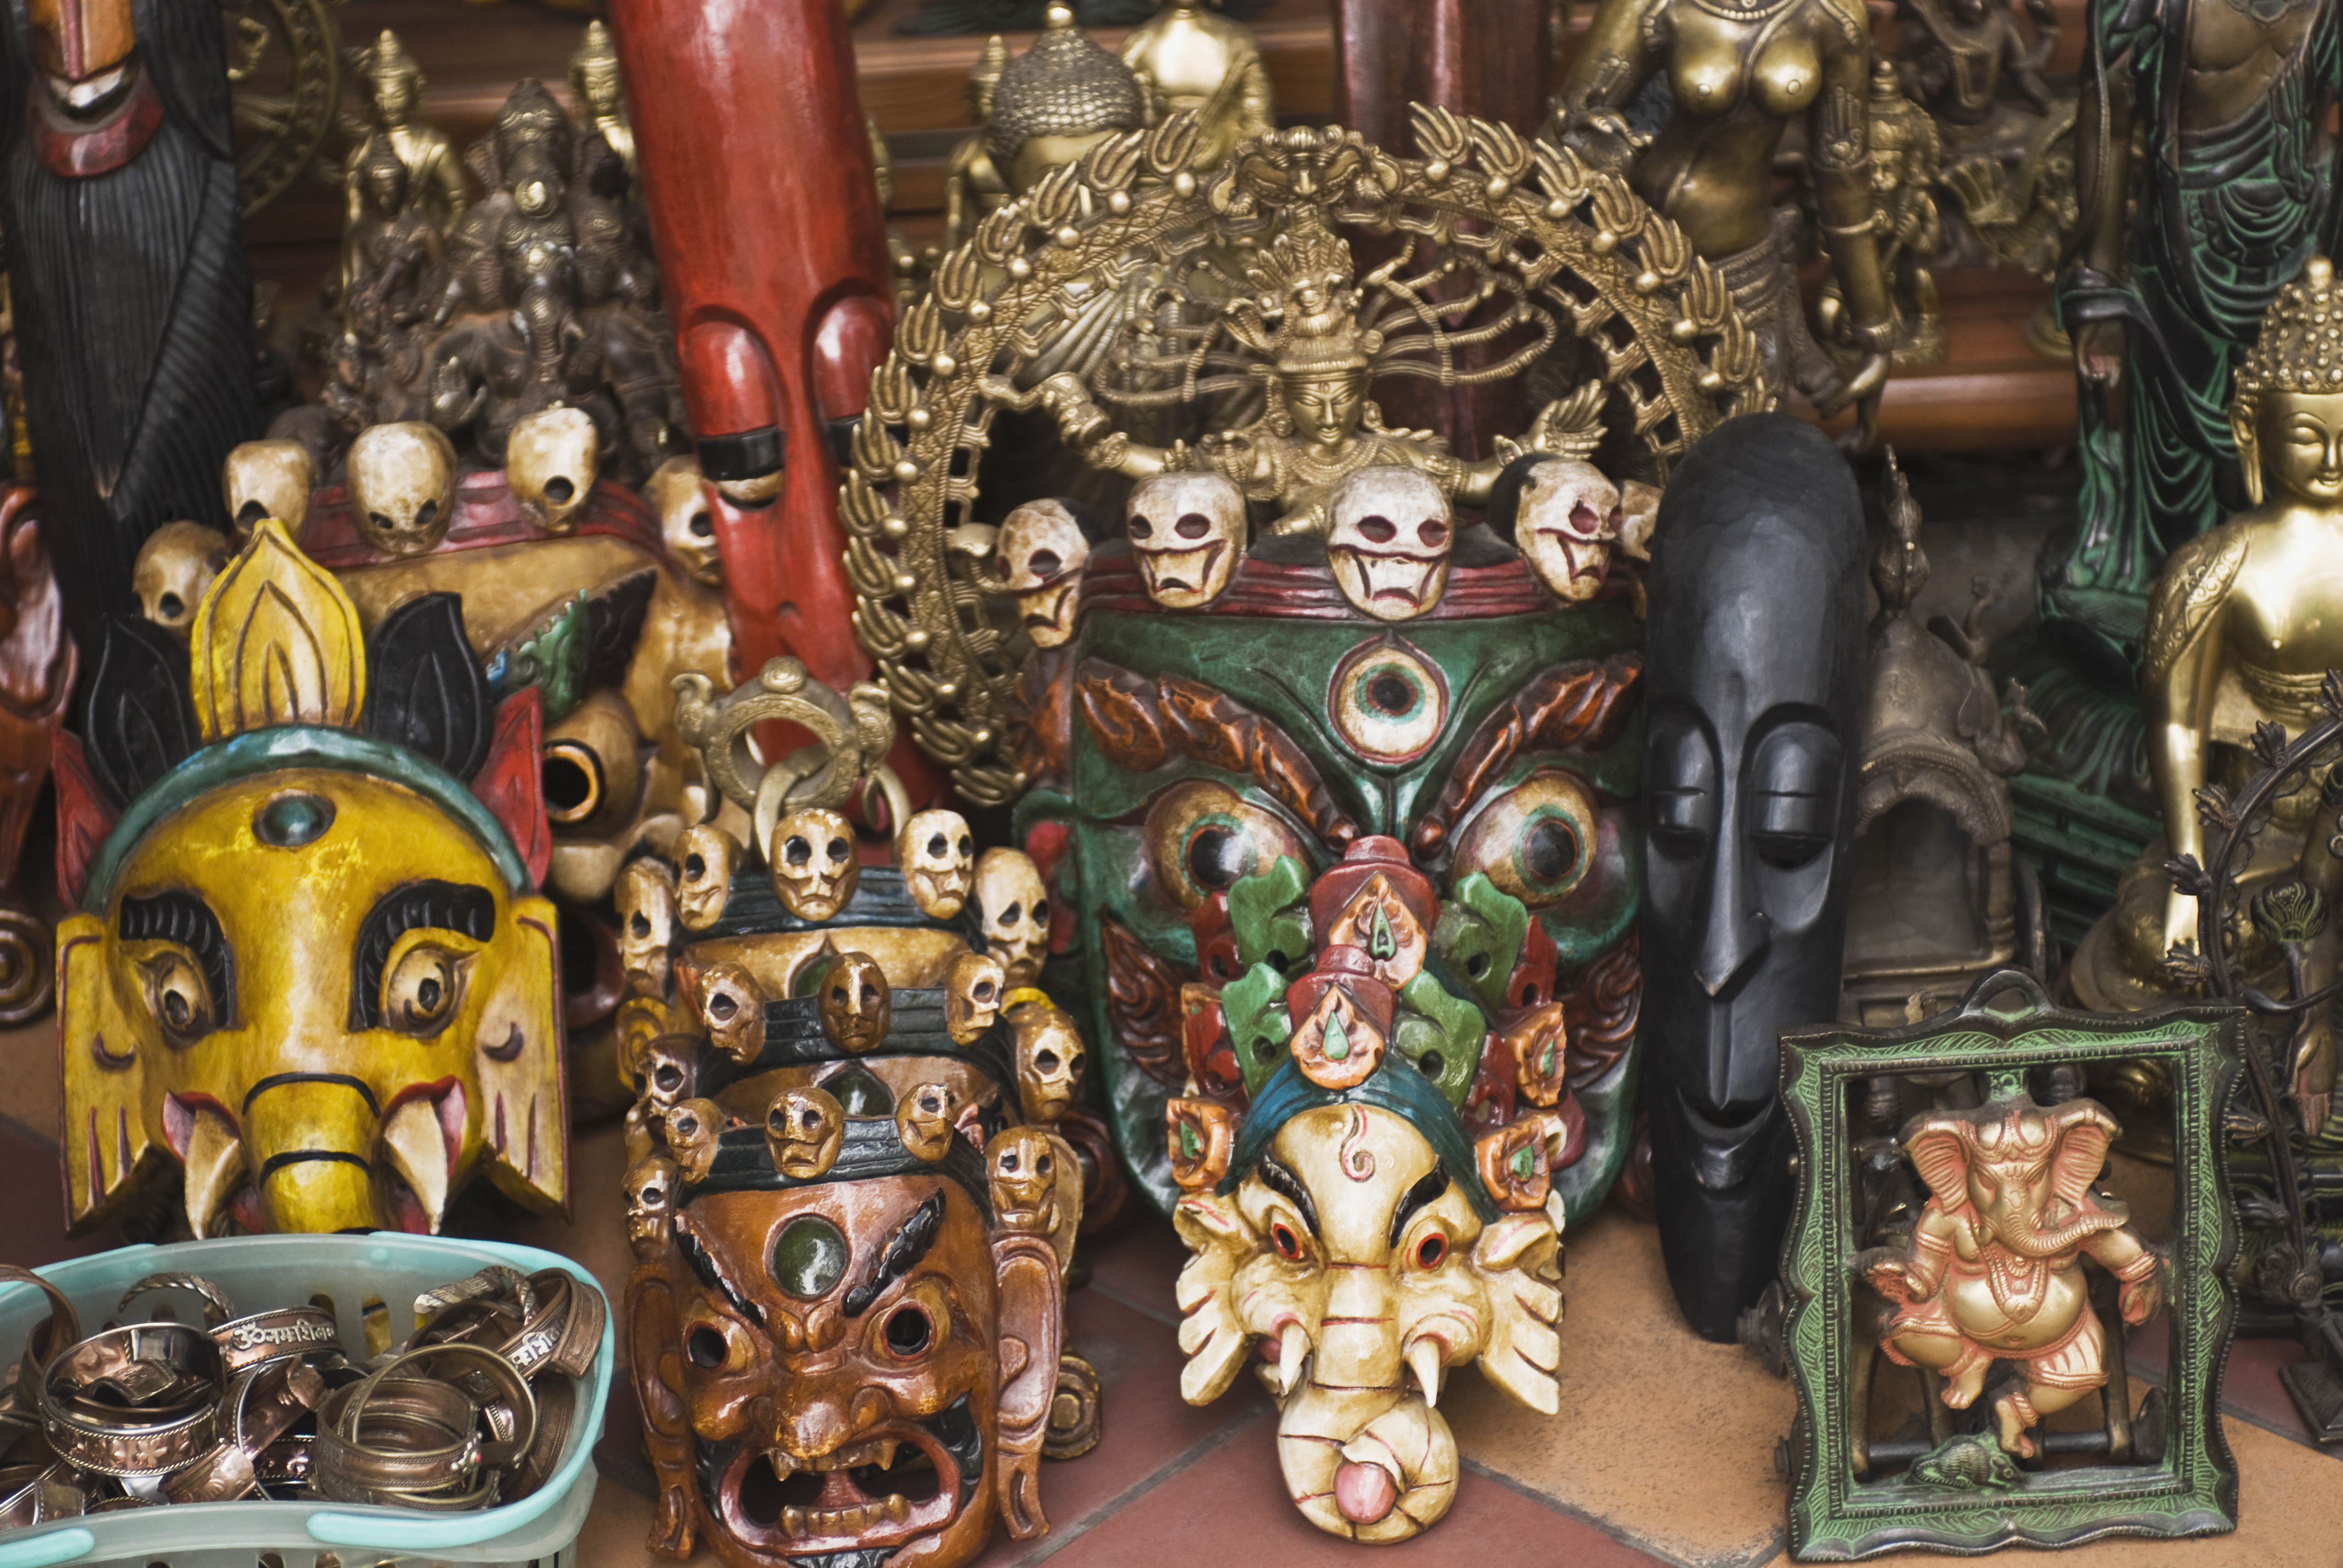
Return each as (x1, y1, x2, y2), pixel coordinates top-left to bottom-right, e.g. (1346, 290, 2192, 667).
(1278, 1381, 1458, 1542)
(1986, 1190, 2111, 1261)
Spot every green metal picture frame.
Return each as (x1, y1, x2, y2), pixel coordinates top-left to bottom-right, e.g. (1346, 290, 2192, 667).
(1779, 967, 2243, 1559)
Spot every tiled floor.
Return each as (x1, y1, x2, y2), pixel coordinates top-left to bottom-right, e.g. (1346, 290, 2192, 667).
(4, 1014, 2341, 1567)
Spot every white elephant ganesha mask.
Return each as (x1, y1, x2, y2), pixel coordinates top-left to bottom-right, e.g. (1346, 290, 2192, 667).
(55, 522, 565, 1238)
(1170, 1052, 1565, 1543)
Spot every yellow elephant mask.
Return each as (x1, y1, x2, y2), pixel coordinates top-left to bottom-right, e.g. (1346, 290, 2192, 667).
(55, 521, 566, 1236)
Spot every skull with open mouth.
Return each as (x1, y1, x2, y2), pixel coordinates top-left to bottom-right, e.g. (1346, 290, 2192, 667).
(1513, 458, 1621, 603)
(1326, 467, 1452, 621)
(992, 500, 1091, 646)
(1125, 471, 1245, 610)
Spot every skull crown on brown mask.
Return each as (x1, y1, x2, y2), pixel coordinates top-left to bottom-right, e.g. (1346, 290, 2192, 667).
(618, 660, 1121, 1568)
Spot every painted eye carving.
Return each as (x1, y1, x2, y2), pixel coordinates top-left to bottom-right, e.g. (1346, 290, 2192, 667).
(140, 951, 216, 1045)
(882, 1304, 935, 1359)
(1143, 780, 1309, 911)
(1451, 770, 1600, 909)
(1271, 1221, 1303, 1260)
(381, 943, 469, 1035)
(1412, 1231, 1449, 1270)
(1329, 636, 1449, 765)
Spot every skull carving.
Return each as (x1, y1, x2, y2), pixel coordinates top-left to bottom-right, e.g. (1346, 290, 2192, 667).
(132, 522, 230, 639)
(897, 809, 976, 919)
(663, 1097, 725, 1182)
(988, 1124, 1056, 1216)
(221, 440, 316, 535)
(633, 1034, 699, 1111)
(646, 456, 724, 587)
(624, 1154, 680, 1261)
(674, 824, 740, 930)
(1618, 479, 1661, 563)
(506, 406, 600, 533)
(1010, 1002, 1086, 1124)
(945, 951, 1007, 1045)
(818, 952, 891, 1055)
(896, 1081, 963, 1163)
(993, 500, 1091, 646)
(1327, 467, 1454, 622)
(975, 848, 1049, 985)
(1126, 472, 1245, 610)
(770, 807, 859, 922)
(695, 962, 766, 1064)
(1514, 459, 1621, 603)
(348, 422, 459, 557)
(765, 1086, 845, 1178)
(615, 858, 679, 999)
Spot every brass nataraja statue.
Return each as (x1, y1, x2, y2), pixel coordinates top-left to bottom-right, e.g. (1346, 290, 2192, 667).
(1546, 0, 1896, 439)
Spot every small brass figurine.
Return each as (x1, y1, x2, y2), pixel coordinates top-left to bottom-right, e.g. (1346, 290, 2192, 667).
(568, 22, 637, 187)
(1816, 64, 1945, 368)
(1861, 1092, 2164, 1459)
(1549, 0, 1896, 435)
(1119, 1, 1275, 171)
(345, 30, 469, 237)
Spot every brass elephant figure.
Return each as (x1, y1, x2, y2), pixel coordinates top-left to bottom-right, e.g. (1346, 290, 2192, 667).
(1859, 1093, 2164, 1459)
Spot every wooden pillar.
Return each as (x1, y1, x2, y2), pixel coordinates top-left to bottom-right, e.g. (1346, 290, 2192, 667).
(1334, 0, 1555, 460)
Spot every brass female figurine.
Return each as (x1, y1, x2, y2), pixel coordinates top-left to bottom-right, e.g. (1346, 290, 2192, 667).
(1549, 0, 1895, 434)
(568, 21, 637, 187)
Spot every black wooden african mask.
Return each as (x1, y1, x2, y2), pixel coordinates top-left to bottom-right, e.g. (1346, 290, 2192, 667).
(1640, 413, 1866, 1341)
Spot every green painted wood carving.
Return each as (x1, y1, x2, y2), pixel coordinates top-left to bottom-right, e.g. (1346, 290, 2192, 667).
(1778, 967, 2242, 1559)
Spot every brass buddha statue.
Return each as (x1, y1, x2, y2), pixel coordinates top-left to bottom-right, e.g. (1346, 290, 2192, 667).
(940, 6, 1147, 253)
(568, 21, 637, 187)
(1547, 0, 1894, 437)
(344, 31, 468, 237)
(2075, 256, 2343, 1127)
(1118, 1, 1275, 172)
(1006, 212, 1587, 536)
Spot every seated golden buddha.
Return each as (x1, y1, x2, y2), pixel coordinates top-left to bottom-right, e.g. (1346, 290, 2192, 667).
(2073, 254, 2343, 1130)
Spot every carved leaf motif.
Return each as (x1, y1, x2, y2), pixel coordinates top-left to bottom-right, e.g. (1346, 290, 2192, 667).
(2193, 783, 2239, 834)
(191, 519, 365, 743)
(1100, 915, 1189, 1087)
(1562, 929, 1641, 1088)
(1411, 654, 1643, 858)
(2164, 853, 2213, 901)
(1075, 660, 1360, 850)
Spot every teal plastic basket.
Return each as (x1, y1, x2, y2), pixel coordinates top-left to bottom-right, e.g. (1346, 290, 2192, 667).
(0, 1232, 612, 1568)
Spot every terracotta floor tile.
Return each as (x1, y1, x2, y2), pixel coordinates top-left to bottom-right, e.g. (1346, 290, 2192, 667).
(1450, 1205, 1795, 1568)
(980, 1403, 1661, 1567)
(1080, 1210, 1185, 1326)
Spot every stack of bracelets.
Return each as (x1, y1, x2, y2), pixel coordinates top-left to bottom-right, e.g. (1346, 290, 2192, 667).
(0, 1262, 601, 1526)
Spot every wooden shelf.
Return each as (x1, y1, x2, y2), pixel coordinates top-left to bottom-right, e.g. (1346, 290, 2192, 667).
(243, 0, 2088, 455)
